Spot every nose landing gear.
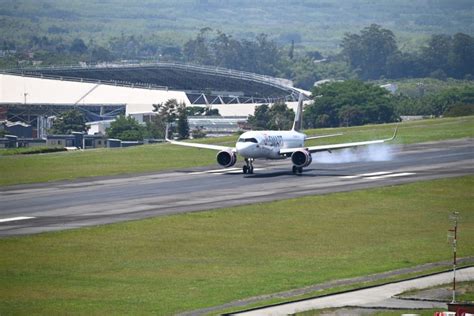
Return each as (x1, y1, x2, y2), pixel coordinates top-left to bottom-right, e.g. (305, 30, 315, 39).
(243, 158, 254, 174)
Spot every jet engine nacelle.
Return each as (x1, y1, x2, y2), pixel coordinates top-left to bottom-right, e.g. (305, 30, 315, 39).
(291, 149, 312, 168)
(216, 150, 237, 168)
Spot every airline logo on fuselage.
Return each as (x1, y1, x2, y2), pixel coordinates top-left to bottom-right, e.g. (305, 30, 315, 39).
(264, 135, 283, 147)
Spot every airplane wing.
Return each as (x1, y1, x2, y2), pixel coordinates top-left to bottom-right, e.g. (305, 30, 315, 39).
(305, 133, 343, 140)
(280, 126, 398, 155)
(166, 138, 235, 151)
(165, 126, 235, 151)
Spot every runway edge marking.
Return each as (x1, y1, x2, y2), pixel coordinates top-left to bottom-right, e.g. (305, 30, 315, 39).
(0, 216, 35, 223)
(340, 171, 416, 180)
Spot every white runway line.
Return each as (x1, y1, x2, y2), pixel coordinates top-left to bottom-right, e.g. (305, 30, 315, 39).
(340, 171, 392, 179)
(0, 216, 35, 223)
(366, 172, 416, 180)
(340, 171, 416, 180)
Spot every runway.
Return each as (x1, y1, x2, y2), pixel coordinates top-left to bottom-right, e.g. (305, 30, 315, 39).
(0, 138, 472, 237)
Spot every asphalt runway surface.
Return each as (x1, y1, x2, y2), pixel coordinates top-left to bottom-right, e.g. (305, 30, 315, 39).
(1, 138, 472, 237)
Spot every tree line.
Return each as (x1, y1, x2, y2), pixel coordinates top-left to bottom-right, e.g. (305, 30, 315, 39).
(243, 80, 473, 131)
(3, 25, 473, 89)
(341, 24, 474, 81)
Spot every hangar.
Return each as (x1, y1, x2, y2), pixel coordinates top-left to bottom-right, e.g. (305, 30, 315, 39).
(0, 62, 304, 137)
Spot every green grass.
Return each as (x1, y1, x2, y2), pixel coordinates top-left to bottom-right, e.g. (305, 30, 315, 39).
(0, 116, 473, 186)
(0, 176, 473, 315)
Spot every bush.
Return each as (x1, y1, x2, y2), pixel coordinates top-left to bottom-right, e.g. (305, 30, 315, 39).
(444, 104, 474, 117)
(0, 146, 67, 156)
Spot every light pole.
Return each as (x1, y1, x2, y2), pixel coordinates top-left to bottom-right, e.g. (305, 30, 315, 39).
(448, 211, 459, 303)
(24, 92, 30, 123)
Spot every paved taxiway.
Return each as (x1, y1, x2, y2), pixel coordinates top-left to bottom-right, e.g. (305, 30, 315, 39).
(235, 266, 474, 315)
(0, 139, 472, 237)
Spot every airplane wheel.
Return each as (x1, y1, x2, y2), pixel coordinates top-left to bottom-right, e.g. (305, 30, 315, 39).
(292, 166, 297, 174)
(298, 167, 303, 174)
(243, 166, 248, 174)
(249, 166, 254, 174)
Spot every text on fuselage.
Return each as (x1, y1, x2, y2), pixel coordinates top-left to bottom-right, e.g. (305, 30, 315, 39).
(264, 135, 283, 147)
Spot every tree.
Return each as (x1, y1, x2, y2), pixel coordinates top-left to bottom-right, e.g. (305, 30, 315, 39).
(145, 116, 166, 139)
(90, 46, 114, 62)
(151, 99, 189, 139)
(247, 102, 294, 130)
(183, 27, 214, 65)
(49, 109, 87, 134)
(267, 101, 295, 130)
(421, 34, 452, 77)
(341, 24, 398, 80)
(305, 80, 399, 128)
(386, 51, 423, 79)
(247, 104, 270, 130)
(211, 31, 242, 69)
(185, 106, 220, 116)
(106, 115, 146, 141)
(154, 99, 179, 122)
(449, 33, 474, 79)
(69, 38, 88, 55)
(176, 102, 189, 139)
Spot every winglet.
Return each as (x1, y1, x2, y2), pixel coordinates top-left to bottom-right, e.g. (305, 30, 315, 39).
(388, 125, 399, 141)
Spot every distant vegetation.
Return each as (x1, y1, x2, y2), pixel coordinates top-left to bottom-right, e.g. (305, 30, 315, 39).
(1, 0, 472, 53)
(1, 1, 473, 88)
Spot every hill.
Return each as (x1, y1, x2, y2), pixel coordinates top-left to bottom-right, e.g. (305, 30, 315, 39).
(1, 0, 473, 53)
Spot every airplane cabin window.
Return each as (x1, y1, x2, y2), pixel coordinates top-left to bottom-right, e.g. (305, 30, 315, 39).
(238, 138, 258, 143)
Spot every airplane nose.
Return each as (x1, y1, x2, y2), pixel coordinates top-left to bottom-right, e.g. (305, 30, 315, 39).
(236, 142, 255, 157)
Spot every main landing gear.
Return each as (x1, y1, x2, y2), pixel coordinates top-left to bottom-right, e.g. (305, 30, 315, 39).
(243, 158, 254, 174)
(292, 166, 303, 174)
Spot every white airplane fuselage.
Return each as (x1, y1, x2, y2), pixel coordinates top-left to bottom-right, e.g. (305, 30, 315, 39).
(236, 130, 306, 159)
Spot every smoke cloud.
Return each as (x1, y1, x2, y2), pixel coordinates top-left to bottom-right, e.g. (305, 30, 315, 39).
(312, 144, 395, 164)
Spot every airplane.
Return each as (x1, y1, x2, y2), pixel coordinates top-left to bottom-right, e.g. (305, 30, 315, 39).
(165, 94, 398, 174)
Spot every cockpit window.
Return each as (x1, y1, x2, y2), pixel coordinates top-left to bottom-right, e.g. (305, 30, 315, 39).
(238, 138, 258, 143)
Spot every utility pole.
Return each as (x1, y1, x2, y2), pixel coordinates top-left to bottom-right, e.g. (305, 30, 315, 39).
(448, 211, 459, 303)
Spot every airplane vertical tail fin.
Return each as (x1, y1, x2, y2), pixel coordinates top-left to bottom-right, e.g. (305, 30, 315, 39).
(291, 93, 304, 132)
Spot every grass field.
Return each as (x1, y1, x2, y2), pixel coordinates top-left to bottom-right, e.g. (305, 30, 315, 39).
(0, 116, 473, 187)
(0, 176, 473, 314)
